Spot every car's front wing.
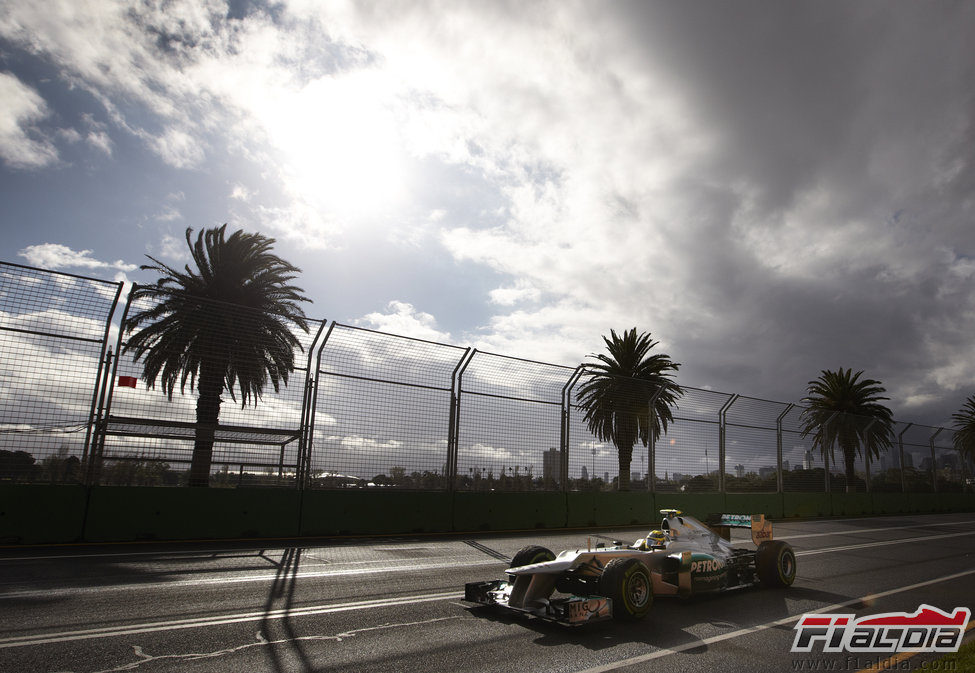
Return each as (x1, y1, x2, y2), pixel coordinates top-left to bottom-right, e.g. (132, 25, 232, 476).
(464, 580, 612, 626)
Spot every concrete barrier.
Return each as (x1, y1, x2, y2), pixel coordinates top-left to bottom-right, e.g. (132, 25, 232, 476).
(783, 492, 831, 518)
(725, 493, 784, 519)
(84, 486, 301, 541)
(300, 489, 452, 536)
(0, 484, 86, 544)
(452, 492, 566, 532)
(2, 484, 974, 545)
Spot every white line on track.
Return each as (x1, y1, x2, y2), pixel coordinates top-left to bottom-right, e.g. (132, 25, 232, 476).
(574, 567, 975, 673)
(0, 591, 465, 649)
(794, 529, 975, 555)
(781, 519, 975, 541)
(0, 557, 504, 599)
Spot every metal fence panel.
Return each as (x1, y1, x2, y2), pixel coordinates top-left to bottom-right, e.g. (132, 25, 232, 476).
(3, 259, 971, 494)
(310, 325, 466, 489)
(99, 290, 319, 487)
(456, 352, 573, 491)
(0, 263, 121, 483)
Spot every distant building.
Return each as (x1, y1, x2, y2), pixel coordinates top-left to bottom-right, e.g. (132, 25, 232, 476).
(759, 466, 776, 479)
(604, 472, 610, 483)
(581, 465, 588, 481)
(542, 448, 560, 482)
(803, 451, 814, 470)
(672, 472, 683, 482)
(632, 471, 641, 483)
(734, 464, 745, 478)
(903, 452, 915, 469)
(782, 460, 790, 472)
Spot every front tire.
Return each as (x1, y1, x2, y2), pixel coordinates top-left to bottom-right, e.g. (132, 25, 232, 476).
(599, 558, 653, 621)
(509, 545, 555, 570)
(756, 540, 797, 587)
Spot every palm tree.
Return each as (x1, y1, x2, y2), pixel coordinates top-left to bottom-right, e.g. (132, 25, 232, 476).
(798, 368, 894, 493)
(575, 328, 682, 491)
(123, 225, 309, 487)
(951, 395, 975, 464)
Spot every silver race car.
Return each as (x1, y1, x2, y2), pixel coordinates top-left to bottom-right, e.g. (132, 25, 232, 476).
(464, 508, 796, 626)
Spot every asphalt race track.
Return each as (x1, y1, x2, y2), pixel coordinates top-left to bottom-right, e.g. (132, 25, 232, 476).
(1, 512, 974, 672)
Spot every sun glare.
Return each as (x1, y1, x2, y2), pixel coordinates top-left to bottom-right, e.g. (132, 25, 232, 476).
(265, 72, 409, 220)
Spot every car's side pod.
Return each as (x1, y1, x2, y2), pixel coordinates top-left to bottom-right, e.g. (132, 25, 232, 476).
(705, 513, 774, 545)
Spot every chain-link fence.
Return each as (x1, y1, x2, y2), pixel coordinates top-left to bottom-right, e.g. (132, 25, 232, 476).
(0, 262, 121, 484)
(1, 261, 972, 492)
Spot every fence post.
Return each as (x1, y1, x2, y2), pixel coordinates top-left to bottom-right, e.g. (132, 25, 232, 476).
(296, 320, 327, 489)
(447, 348, 474, 492)
(861, 417, 877, 493)
(560, 366, 585, 492)
(929, 427, 945, 493)
(87, 285, 138, 486)
(647, 385, 665, 493)
(821, 411, 839, 493)
(300, 321, 333, 488)
(82, 280, 123, 471)
(897, 423, 912, 493)
(776, 403, 794, 494)
(86, 347, 114, 486)
(717, 394, 739, 493)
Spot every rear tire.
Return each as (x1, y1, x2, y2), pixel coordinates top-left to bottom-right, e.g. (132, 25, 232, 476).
(599, 558, 653, 621)
(756, 540, 796, 587)
(509, 545, 555, 570)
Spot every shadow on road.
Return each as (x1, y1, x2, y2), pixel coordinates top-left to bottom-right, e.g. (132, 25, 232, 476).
(260, 547, 313, 673)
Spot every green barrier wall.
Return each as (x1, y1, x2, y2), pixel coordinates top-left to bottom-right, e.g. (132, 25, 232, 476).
(724, 493, 784, 519)
(871, 493, 910, 515)
(655, 493, 726, 521)
(831, 493, 874, 517)
(0, 484, 87, 544)
(2, 485, 974, 545)
(300, 490, 452, 536)
(592, 491, 653, 526)
(84, 486, 301, 541)
(565, 492, 596, 528)
(783, 493, 831, 518)
(452, 492, 566, 531)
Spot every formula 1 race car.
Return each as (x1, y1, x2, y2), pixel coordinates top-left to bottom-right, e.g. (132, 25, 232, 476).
(464, 509, 796, 626)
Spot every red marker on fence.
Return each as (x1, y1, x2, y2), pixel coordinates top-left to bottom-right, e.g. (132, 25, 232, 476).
(118, 376, 137, 388)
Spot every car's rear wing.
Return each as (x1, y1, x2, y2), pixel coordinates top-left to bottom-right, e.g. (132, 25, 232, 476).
(706, 513, 773, 545)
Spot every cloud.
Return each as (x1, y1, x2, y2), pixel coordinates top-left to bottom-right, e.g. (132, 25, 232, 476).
(230, 183, 252, 201)
(355, 301, 452, 344)
(0, 72, 58, 169)
(145, 127, 206, 169)
(488, 280, 540, 306)
(3, 1, 973, 429)
(18, 244, 137, 272)
(86, 130, 113, 156)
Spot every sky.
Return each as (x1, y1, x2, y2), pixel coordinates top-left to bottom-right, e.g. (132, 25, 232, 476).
(1, 0, 974, 432)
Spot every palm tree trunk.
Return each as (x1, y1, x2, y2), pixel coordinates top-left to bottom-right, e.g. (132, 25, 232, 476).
(189, 364, 224, 487)
(618, 442, 632, 491)
(616, 415, 639, 491)
(843, 445, 857, 493)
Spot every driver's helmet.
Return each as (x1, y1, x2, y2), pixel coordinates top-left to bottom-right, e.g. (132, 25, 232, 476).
(647, 529, 668, 547)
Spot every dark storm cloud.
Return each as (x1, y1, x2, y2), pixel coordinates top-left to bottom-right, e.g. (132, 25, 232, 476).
(601, 1, 975, 425)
